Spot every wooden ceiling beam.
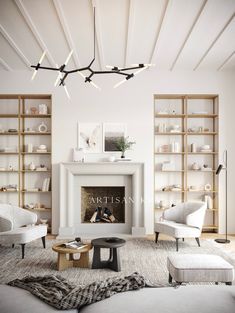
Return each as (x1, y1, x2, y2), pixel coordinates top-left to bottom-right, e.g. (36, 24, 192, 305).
(53, 0, 81, 68)
(0, 23, 30, 68)
(194, 13, 235, 70)
(14, 0, 57, 67)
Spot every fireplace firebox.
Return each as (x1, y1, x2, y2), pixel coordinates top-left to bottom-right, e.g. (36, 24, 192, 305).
(81, 186, 125, 223)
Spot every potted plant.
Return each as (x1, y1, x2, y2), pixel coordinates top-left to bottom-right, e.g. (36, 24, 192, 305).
(115, 136, 136, 158)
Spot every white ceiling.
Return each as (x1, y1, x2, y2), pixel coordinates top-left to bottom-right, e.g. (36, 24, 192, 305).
(0, 0, 234, 72)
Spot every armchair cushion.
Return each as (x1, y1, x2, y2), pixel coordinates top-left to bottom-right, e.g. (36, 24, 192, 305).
(0, 225, 47, 245)
(154, 221, 201, 238)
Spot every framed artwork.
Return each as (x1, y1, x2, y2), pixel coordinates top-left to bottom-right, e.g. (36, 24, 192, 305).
(103, 123, 126, 152)
(78, 123, 102, 153)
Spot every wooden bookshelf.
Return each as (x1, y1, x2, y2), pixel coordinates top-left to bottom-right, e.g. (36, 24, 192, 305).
(0, 94, 52, 233)
(154, 94, 219, 233)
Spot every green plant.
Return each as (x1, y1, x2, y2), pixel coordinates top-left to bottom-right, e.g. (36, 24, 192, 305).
(116, 136, 136, 153)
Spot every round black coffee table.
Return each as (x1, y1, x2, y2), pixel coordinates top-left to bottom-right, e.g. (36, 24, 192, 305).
(91, 237, 126, 272)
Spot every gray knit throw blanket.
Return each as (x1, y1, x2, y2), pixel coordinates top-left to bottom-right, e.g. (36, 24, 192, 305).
(8, 272, 153, 310)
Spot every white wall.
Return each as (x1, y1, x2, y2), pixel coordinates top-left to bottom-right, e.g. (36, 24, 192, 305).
(0, 69, 234, 234)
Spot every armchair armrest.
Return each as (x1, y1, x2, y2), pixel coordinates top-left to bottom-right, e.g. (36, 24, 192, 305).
(0, 215, 13, 232)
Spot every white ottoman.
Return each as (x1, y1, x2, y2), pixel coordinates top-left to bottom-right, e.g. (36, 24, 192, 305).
(167, 254, 234, 285)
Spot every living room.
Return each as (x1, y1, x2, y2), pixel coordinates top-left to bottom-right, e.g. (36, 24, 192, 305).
(0, 0, 235, 312)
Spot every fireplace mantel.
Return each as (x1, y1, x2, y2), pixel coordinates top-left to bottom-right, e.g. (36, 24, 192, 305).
(59, 162, 145, 237)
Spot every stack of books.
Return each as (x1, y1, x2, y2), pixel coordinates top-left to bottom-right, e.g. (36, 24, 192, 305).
(62, 240, 88, 250)
(42, 178, 51, 191)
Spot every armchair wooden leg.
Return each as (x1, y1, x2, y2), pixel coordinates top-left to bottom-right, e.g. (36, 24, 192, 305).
(176, 238, 179, 252)
(21, 244, 25, 259)
(155, 232, 159, 244)
(12, 244, 15, 248)
(195, 237, 200, 247)
(41, 236, 46, 249)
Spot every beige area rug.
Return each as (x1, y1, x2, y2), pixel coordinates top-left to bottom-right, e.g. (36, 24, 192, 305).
(0, 238, 234, 285)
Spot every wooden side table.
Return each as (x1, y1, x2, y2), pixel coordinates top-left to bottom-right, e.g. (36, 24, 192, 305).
(52, 243, 92, 271)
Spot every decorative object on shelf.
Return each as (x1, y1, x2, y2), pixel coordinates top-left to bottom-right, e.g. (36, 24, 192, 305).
(161, 161, 175, 171)
(38, 122, 48, 133)
(38, 104, 48, 115)
(36, 144, 47, 153)
(191, 143, 196, 153)
(0, 124, 4, 133)
(115, 157, 132, 162)
(0, 184, 18, 191)
(30, 107, 38, 115)
(188, 185, 200, 191)
(0, 167, 6, 171)
(73, 148, 85, 162)
(157, 110, 169, 115)
(25, 203, 35, 209)
(170, 125, 181, 133)
(29, 162, 36, 171)
(36, 165, 48, 171)
(215, 150, 230, 244)
(159, 200, 166, 209)
(200, 145, 212, 153)
(156, 123, 167, 133)
(115, 136, 136, 159)
(40, 218, 48, 225)
(204, 183, 212, 191)
(201, 164, 212, 171)
(204, 195, 213, 209)
(108, 155, 116, 162)
(78, 123, 102, 153)
(27, 143, 33, 153)
(24, 127, 35, 133)
(8, 128, 17, 133)
(191, 162, 200, 170)
(162, 184, 182, 191)
(31, 8, 154, 98)
(24, 188, 40, 192)
(8, 165, 14, 171)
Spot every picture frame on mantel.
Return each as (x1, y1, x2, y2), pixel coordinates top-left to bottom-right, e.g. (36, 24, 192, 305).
(78, 123, 103, 153)
(103, 123, 126, 152)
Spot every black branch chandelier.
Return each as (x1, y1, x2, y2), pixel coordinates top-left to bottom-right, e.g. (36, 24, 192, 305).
(31, 8, 154, 98)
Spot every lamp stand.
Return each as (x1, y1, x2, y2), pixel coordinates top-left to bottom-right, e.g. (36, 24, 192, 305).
(215, 150, 230, 244)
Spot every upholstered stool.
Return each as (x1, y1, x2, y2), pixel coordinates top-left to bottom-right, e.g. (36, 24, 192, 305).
(167, 254, 234, 285)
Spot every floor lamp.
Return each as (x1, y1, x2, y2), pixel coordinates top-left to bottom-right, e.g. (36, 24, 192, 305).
(215, 150, 230, 244)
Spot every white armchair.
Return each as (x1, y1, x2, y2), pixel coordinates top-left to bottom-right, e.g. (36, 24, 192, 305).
(154, 202, 207, 251)
(0, 204, 47, 258)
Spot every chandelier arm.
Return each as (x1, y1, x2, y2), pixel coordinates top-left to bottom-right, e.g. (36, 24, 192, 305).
(59, 73, 69, 86)
(65, 67, 89, 74)
(118, 66, 144, 72)
(31, 65, 60, 71)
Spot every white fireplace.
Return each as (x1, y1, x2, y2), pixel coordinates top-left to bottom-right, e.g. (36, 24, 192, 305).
(58, 162, 145, 237)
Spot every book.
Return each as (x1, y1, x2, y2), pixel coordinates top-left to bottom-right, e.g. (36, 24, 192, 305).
(62, 241, 88, 250)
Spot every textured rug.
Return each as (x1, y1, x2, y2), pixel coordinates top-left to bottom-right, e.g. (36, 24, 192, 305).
(0, 238, 234, 285)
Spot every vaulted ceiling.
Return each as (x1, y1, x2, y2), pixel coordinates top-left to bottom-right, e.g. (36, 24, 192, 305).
(0, 0, 234, 72)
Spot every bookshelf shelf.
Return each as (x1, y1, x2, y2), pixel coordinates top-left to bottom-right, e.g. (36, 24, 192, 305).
(0, 94, 52, 234)
(154, 94, 219, 233)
